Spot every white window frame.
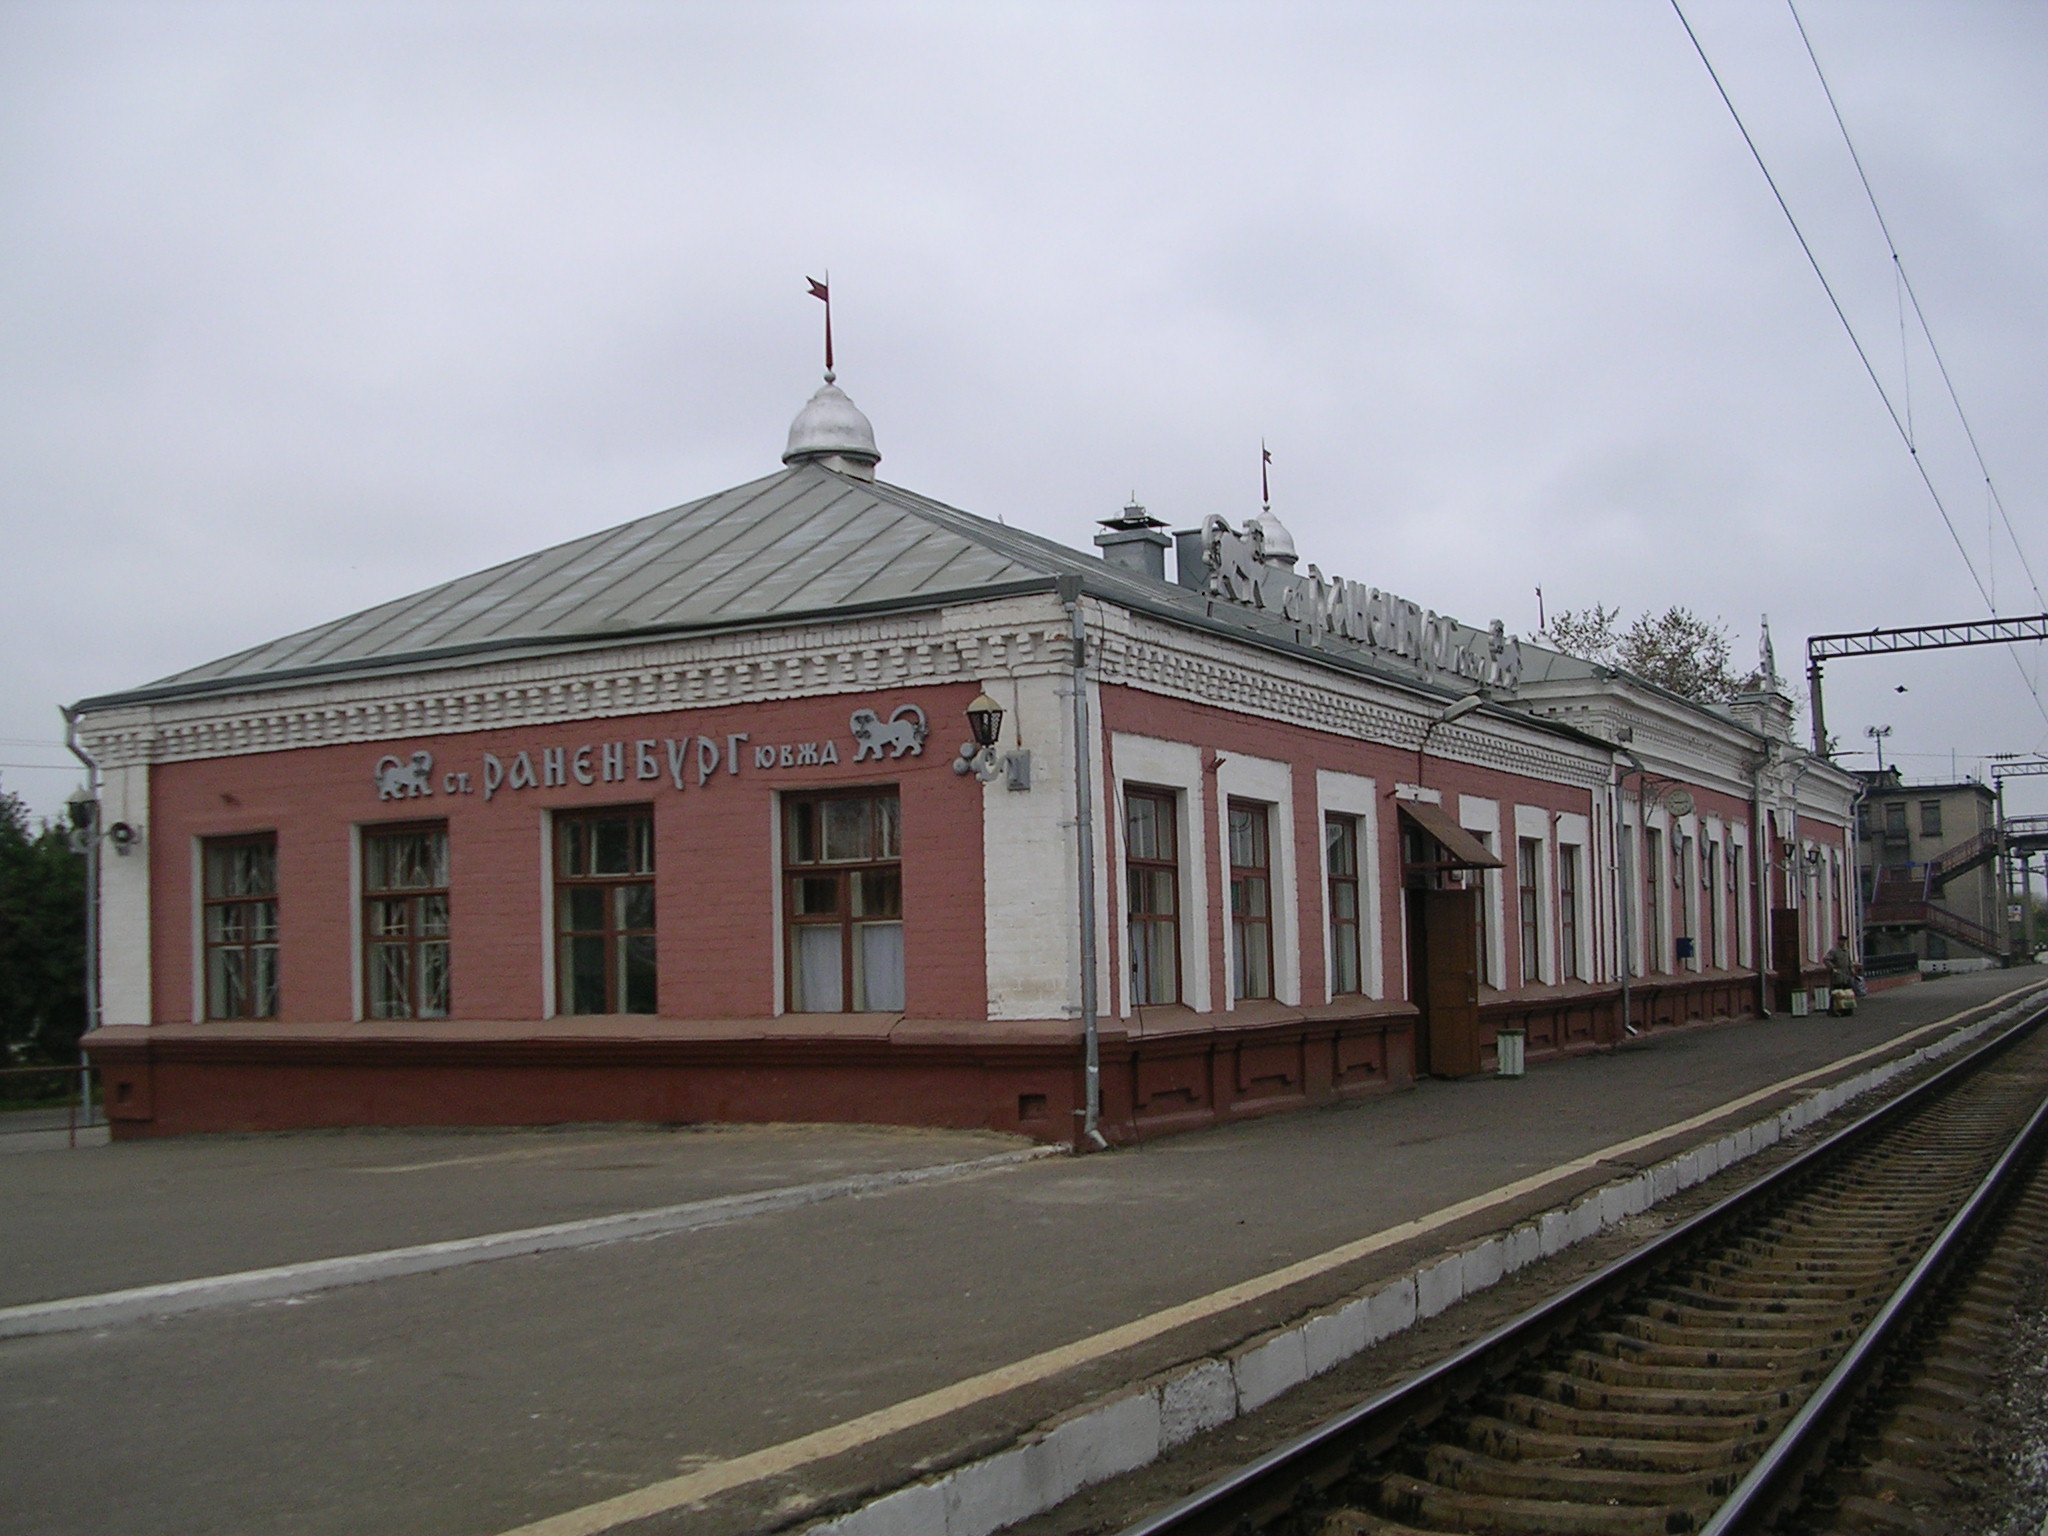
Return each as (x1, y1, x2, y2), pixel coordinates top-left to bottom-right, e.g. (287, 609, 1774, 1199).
(1459, 795, 1505, 990)
(539, 813, 559, 1018)
(1701, 815, 1724, 970)
(1675, 813, 1700, 973)
(1513, 804, 1553, 986)
(1555, 809, 1592, 983)
(1216, 754, 1298, 1007)
(1732, 825, 1753, 969)
(1110, 734, 1209, 1015)
(1316, 770, 1383, 1001)
(348, 826, 365, 1021)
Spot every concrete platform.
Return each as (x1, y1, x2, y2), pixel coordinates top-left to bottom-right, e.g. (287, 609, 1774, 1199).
(2, 969, 2044, 1536)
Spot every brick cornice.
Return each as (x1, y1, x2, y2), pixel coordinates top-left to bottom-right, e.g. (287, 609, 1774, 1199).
(74, 597, 1076, 769)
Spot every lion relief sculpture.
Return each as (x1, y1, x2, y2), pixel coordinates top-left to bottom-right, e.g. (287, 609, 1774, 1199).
(374, 751, 435, 800)
(849, 704, 929, 762)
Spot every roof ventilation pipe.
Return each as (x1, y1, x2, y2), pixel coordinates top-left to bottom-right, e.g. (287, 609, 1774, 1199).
(1093, 500, 1170, 582)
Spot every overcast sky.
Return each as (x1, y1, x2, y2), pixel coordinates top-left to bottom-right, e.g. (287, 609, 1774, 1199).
(4, 0, 2045, 822)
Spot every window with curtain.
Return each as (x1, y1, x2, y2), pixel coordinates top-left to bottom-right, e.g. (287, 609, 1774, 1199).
(1125, 788, 1180, 1006)
(555, 808, 656, 1015)
(1702, 838, 1719, 968)
(1229, 800, 1274, 1001)
(1469, 831, 1497, 987)
(203, 834, 279, 1020)
(363, 824, 449, 1019)
(1558, 844, 1581, 981)
(1326, 814, 1362, 996)
(784, 791, 903, 1012)
(1517, 837, 1542, 986)
(1643, 826, 1665, 974)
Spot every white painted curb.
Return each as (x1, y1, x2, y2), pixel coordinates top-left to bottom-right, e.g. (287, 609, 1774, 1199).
(0, 1144, 1060, 1340)
(804, 991, 2047, 1536)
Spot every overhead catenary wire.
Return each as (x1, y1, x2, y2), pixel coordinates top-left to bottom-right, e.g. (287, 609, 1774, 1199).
(1787, 0, 2048, 744)
(1787, 0, 2047, 617)
(1667, 0, 1990, 608)
(1669, 0, 2048, 742)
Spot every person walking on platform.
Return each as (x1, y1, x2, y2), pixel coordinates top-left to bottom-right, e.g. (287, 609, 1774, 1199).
(1825, 936, 1859, 1016)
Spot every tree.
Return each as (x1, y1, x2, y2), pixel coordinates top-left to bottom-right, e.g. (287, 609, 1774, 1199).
(1545, 604, 1745, 703)
(0, 782, 86, 1067)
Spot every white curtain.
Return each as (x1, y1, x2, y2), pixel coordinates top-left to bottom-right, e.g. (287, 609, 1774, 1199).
(795, 927, 843, 1012)
(856, 922, 904, 1011)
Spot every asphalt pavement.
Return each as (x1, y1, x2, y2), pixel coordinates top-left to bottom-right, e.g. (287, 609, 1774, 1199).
(2, 967, 2041, 1536)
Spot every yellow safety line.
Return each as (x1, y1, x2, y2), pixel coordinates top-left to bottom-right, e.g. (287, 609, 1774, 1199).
(495, 976, 2048, 1536)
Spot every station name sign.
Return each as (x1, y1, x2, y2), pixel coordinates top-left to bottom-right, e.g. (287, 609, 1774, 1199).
(373, 703, 930, 803)
(1201, 516, 1524, 693)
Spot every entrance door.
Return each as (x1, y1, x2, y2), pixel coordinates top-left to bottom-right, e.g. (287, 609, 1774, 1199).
(1409, 886, 1481, 1077)
(1770, 906, 1802, 1010)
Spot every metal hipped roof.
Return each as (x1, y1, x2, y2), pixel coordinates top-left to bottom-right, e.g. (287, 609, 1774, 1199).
(75, 460, 1614, 743)
(117, 464, 1089, 699)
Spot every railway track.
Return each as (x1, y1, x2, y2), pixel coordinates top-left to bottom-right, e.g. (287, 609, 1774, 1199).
(1789, 1146, 2048, 1533)
(1113, 1007, 2048, 1536)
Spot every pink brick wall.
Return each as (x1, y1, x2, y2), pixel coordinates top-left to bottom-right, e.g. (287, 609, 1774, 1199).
(149, 686, 988, 1024)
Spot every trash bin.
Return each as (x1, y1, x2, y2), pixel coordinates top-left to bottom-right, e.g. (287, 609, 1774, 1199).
(1495, 1026, 1526, 1078)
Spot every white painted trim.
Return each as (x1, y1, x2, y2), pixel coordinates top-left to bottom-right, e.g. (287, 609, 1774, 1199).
(1458, 796, 1504, 989)
(1731, 824, 1754, 970)
(1511, 804, 1552, 985)
(1110, 734, 1209, 1015)
(349, 827, 365, 1021)
(1676, 814, 1699, 973)
(1554, 810, 1591, 983)
(1216, 754, 1297, 1008)
(538, 813, 557, 1019)
(98, 763, 152, 1026)
(769, 792, 787, 1017)
(188, 835, 205, 1025)
(1315, 770, 1383, 1002)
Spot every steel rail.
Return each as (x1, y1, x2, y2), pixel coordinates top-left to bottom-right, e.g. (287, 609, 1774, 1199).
(1699, 1081, 2048, 1533)
(1111, 1001, 2048, 1536)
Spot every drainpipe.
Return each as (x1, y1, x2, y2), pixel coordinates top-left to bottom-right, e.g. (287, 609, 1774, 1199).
(62, 706, 102, 1038)
(63, 706, 102, 1129)
(1058, 576, 1107, 1151)
(1751, 751, 1775, 1017)
(1847, 779, 1869, 967)
(1785, 757, 1814, 981)
(1613, 752, 1641, 1040)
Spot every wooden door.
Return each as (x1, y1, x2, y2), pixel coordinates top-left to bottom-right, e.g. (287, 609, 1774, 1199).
(1770, 907, 1802, 1010)
(1420, 887, 1482, 1077)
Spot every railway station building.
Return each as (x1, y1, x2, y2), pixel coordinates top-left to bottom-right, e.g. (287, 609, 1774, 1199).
(71, 376, 1860, 1146)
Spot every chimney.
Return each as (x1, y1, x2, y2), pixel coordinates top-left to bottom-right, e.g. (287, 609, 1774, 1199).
(1094, 499, 1170, 582)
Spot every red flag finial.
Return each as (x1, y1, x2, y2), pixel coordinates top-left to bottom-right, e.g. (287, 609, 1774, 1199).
(806, 275, 834, 379)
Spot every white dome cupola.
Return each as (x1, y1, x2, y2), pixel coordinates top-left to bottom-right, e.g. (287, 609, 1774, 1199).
(1248, 509, 1296, 568)
(782, 378, 880, 480)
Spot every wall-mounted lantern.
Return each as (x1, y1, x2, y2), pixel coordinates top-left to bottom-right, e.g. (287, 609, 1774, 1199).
(952, 692, 1031, 790)
(966, 692, 1004, 749)
(65, 786, 141, 856)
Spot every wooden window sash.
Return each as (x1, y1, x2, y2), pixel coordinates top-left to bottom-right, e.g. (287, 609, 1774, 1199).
(784, 789, 903, 1013)
(1125, 787, 1182, 1007)
(362, 822, 450, 1020)
(202, 833, 278, 1020)
(554, 807, 657, 1016)
(1228, 799, 1274, 1002)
